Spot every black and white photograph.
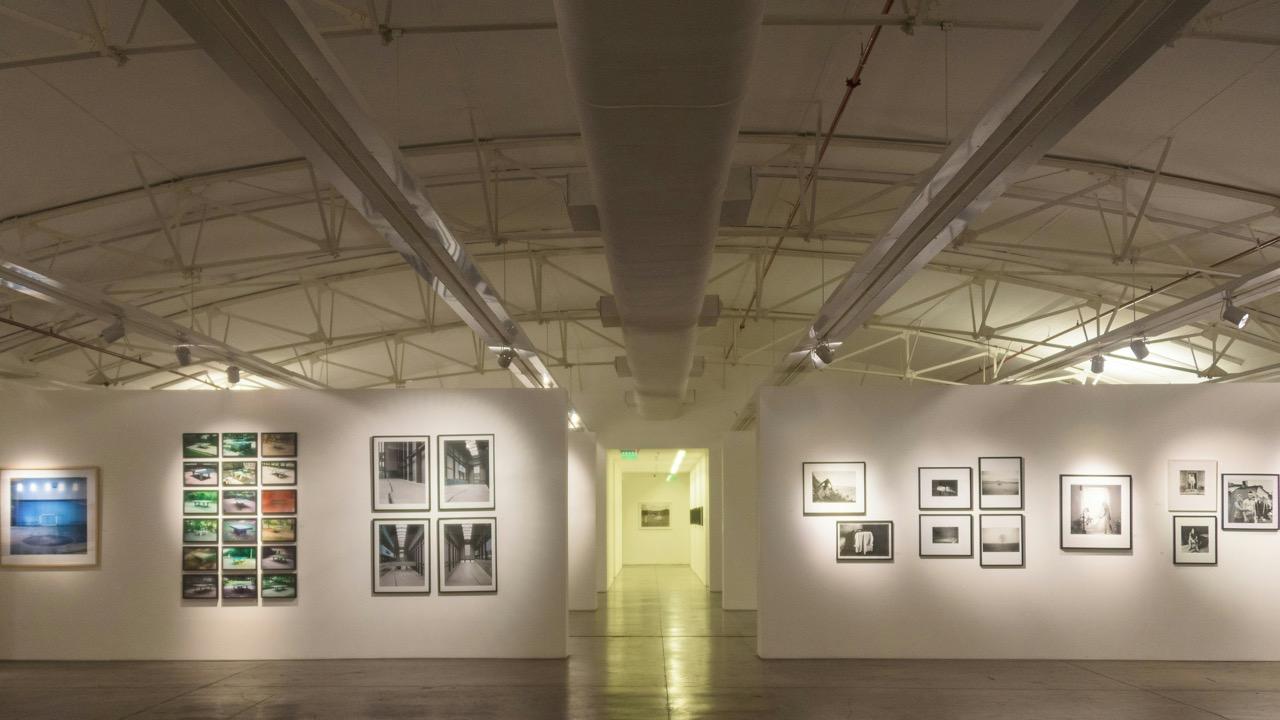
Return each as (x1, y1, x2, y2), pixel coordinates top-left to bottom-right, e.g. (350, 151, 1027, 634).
(918, 467, 972, 510)
(261, 432, 297, 458)
(1173, 515, 1217, 565)
(262, 460, 297, 486)
(1222, 473, 1278, 531)
(439, 435, 495, 511)
(261, 545, 297, 571)
(640, 502, 671, 529)
(1060, 474, 1132, 550)
(183, 462, 219, 487)
(1168, 460, 1217, 513)
(439, 518, 496, 593)
(371, 436, 429, 511)
(978, 457, 1023, 510)
(182, 574, 218, 600)
(803, 461, 866, 515)
(836, 520, 893, 561)
(918, 514, 972, 558)
(372, 520, 429, 593)
(182, 433, 219, 459)
(980, 514, 1025, 567)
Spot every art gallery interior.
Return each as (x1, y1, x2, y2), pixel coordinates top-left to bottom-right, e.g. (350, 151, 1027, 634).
(2, 1, 1280, 718)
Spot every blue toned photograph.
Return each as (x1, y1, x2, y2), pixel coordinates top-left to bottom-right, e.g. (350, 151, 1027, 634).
(8, 475, 89, 556)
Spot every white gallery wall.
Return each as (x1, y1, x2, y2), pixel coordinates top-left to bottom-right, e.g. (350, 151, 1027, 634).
(721, 430, 757, 610)
(759, 384, 1280, 660)
(567, 431, 599, 611)
(688, 453, 710, 585)
(621, 472, 690, 565)
(0, 387, 568, 660)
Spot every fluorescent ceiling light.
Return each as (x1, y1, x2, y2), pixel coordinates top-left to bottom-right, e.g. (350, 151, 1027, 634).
(669, 449, 686, 475)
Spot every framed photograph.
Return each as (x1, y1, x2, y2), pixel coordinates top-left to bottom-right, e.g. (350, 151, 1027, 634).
(371, 436, 429, 511)
(439, 434, 495, 511)
(182, 573, 219, 600)
(222, 574, 258, 600)
(261, 433, 297, 458)
(980, 514, 1025, 567)
(690, 507, 704, 526)
(182, 489, 218, 515)
(221, 461, 258, 486)
(1222, 474, 1278, 531)
(183, 433, 219, 459)
(1060, 474, 1132, 550)
(262, 460, 297, 486)
(918, 467, 972, 510)
(222, 489, 258, 515)
(262, 573, 297, 599)
(183, 462, 219, 487)
(183, 518, 219, 544)
(1173, 515, 1217, 565)
(222, 432, 258, 458)
(222, 518, 258, 544)
(803, 461, 866, 515)
(261, 489, 297, 515)
(978, 457, 1023, 510)
(262, 517, 296, 543)
(640, 502, 671, 529)
(372, 520, 429, 594)
(261, 545, 297, 571)
(1, 468, 100, 568)
(439, 518, 497, 593)
(836, 521, 893, 561)
(918, 514, 972, 558)
(222, 546, 257, 571)
(1168, 460, 1217, 512)
(181, 546, 218, 572)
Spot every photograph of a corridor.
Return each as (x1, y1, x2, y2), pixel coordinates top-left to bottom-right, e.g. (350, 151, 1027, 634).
(372, 521, 427, 594)
(439, 436, 494, 510)
(439, 520, 495, 593)
(371, 437, 429, 511)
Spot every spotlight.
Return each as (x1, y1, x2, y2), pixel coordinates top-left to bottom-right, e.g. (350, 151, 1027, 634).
(813, 341, 835, 366)
(496, 347, 515, 369)
(176, 346, 192, 367)
(1223, 301, 1249, 329)
(1090, 354, 1105, 374)
(227, 365, 241, 385)
(99, 318, 125, 345)
(1129, 338, 1149, 361)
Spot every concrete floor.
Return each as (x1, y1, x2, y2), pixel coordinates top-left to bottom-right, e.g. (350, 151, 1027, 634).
(2, 565, 1278, 718)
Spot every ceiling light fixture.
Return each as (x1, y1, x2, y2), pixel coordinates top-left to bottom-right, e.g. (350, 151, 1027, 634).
(1222, 301, 1249, 329)
(809, 340, 841, 369)
(1090, 354, 1105, 374)
(176, 346, 193, 367)
(669, 449, 686, 476)
(227, 366, 241, 385)
(1129, 338, 1149, 361)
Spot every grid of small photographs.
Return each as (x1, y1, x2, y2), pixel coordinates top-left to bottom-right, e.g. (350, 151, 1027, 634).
(183, 432, 298, 602)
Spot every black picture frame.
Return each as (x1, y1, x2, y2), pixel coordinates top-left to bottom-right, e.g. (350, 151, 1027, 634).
(371, 519, 431, 595)
(438, 517, 498, 593)
(261, 432, 298, 458)
(371, 436, 431, 512)
(1172, 515, 1218, 566)
(181, 573, 219, 600)
(1059, 474, 1133, 551)
(1221, 473, 1279, 531)
(917, 466, 973, 511)
(918, 514, 973, 558)
(835, 520, 893, 562)
(979, 513, 1025, 568)
(438, 434, 496, 512)
(978, 456, 1024, 510)
(802, 461, 867, 516)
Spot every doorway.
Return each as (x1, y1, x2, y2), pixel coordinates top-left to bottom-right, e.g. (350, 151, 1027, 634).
(604, 448, 711, 588)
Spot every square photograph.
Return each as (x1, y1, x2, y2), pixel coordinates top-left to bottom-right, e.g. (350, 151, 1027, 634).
(1173, 515, 1217, 565)
(1, 468, 99, 568)
(1060, 475, 1132, 550)
(221, 461, 258, 486)
(182, 433, 219, 459)
(262, 460, 297, 486)
(836, 521, 893, 561)
(261, 545, 297, 571)
(980, 514, 1025, 567)
(182, 573, 219, 600)
(221, 432, 258, 458)
(182, 489, 218, 515)
(262, 517, 296, 543)
(222, 546, 257, 571)
(439, 435, 495, 511)
(371, 436, 429, 511)
(439, 518, 496, 593)
(262, 573, 297, 599)
(222, 489, 257, 515)
(261, 433, 297, 458)
(183, 462, 219, 487)
(261, 489, 297, 515)
(1222, 474, 1278, 530)
(181, 546, 218, 572)
(222, 574, 258, 600)
(183, 518, 219, 544)
(222, 518, 259, 544)
(918, 467, 972, 510)
(918, 514, 972, 558)
(1167, 460, 1217, 513)
(803, 461, 866, 515)
(978, 456, 1023, 510)
(640, 502, 671, 529)
(373, 520, 429, 594)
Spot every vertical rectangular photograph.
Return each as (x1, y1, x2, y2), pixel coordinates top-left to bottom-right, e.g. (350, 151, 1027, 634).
(979, 514, 1025, 568)
(262, 460, 297, 486)
(221, 432, 258, 458)
(835, 521, 893, 562)
(439, 518, 497, 593)
(917, 467, 972, 510)
(182, 573, 219, 600)
(978, 457, 1023, 510)
(640, 502, 671, 529)
(262, 573, 298, 599)
(1173, 515, 1217, 565)
(372, 520, 429, 594)
(182, 433, 220, 459)
(1060, 474, 1132, 550)
(1167, 460, 1217, 513)
(371, 436, 429, 511)
(1221, 474, 1278, 531)
(261, 432, 297, 458)
(918, 514, 972, 558)
(438, 434, 495, 511)
(1, 468, 99, 568)
(183, 461, 219, 487)
(803, 461, 866, 515)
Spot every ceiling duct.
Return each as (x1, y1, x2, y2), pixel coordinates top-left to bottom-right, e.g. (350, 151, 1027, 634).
(556, 0, 764, 419)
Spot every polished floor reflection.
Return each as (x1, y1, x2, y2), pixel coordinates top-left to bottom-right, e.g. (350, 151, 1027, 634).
(2, 565, 1279, 718)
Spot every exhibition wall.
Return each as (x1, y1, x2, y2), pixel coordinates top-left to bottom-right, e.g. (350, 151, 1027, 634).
(758, 384, 1280, 660)
(0, 388, 568, 660)
(567, 432, 599, 611)
(721, 431, 758, 610)
(688, 452, 710, 585)
(621, 472, 691, 565)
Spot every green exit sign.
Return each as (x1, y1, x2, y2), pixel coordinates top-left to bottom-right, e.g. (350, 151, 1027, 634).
(620, 450, 638, 460)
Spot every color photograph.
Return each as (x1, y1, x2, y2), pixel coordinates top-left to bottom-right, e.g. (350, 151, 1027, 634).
(439, 518, 496, 593)
(373, 520, 429, 593)
(261, 545, 297, 571)
(182, 574, 218, 600)
(802, 461, 866, 515)
(262, 517, 296, 543)
(183, 518, 219, 544)
(183, 462, 219, 487)
(222, 489, 257, 515)
(182, 546, 218, 571)
(222, 519, 258, 544)
(836, 521, 893, 561)
(262, 573, 297, 599)
(372, 436, 429, 511)
(262, 460, 297, 486)
(439, 435, 495, 510)
(261, 489, 297, 514)
(1, 468, 99, 567)
(222, 432, 258, 458)
(183, 489, 218, 515)
(222, 546, 257, 571)
(222, 574, 258, 600)
(183, 433, 219, 459)
(261, 432, 297, 458)
(221, 461, 258, 486)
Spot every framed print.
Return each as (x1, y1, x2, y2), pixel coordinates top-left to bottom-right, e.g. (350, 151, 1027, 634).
(221, 461, 258, 486)
(918, 467, 972, 510)
(183, 518, 219, 544)
(836, 521, 893, 561)
(1168, 460, 1217, 512)
(222, 574, 258, 600)
(262, 573, 297, 599)
(183, 462, 219, 487)
(1, 468, 100, 568)
(1060, 474, 1132, 550)
(978, 457, 1023, 510)
(262, 460, 296, 486)
(222, 489, 257, 515)
(1222, 474, 1278, 530)
(372, 520, 429, 594)
(1173, 515, 1217, 565)
(261, 433, 297, 458)
(222, 546, 257, 571)
(182, 546, 218, 572)
(803, 461, 866, 515)
(261, 545, 297, 571)
(918, 514, 972, 558)
(222, 518, 258, 544)
(221, 432, 258, 458)
(182, 489, 218, 515)
(439, 434, 495, 511)
(262, 517, 296, 543)
(640, 502, 671, 529)
(183, 433, 219, 459)
(261, 489, 297, 515)
(439, 518, 497, 593)
(371, 436, 429, 511)
(182, 573, 219, 600)
(980, 514, 1025, 567)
